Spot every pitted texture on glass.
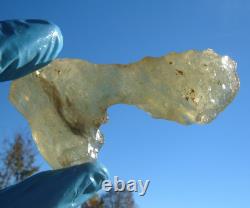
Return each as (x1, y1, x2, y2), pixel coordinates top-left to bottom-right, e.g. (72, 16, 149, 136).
(0, 19, 63, 82)
(10, 49, 240, 169)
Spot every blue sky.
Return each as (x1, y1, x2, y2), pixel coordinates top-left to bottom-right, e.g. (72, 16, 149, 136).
(0, 0, 249, 207)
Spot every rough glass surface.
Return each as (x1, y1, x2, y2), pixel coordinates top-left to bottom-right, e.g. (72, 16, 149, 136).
(10, 49, 240, 169)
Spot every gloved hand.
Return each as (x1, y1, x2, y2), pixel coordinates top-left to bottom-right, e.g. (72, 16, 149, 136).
(0, 19, 63, 82)
(0, 19, 108, 208)
(0, 162, 109, 208)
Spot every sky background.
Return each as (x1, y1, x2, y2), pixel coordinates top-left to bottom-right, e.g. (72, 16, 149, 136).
(0, 0, 249, 207)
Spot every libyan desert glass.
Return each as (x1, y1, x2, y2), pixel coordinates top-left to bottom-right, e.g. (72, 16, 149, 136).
(10, 49, 239, 169)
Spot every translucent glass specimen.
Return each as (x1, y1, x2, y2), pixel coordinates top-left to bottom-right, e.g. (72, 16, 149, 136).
(9, 49, 240, 169)
(0, 19, 63, 82)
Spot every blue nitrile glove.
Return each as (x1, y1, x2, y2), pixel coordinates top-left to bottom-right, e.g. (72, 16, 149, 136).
(0, 19, 108, 207)
(0, 19, 63, 82)
(0, 162, 109, 208)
